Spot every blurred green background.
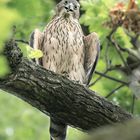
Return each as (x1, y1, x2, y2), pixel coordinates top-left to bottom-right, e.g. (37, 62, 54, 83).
(0, 0, 140, 140)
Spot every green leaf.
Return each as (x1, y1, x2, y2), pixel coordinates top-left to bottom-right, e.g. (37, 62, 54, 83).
(28, 47, 43, 59)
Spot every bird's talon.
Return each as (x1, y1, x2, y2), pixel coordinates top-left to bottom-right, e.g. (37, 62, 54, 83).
(62, 71, 69, 78)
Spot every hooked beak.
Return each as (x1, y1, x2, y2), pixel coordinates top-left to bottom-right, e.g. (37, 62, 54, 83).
(65, 3, 74, 12)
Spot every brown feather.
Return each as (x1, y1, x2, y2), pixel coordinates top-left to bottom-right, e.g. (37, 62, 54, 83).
(84, 32, 100, 85)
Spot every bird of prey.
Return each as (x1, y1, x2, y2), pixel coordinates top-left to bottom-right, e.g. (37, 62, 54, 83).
(30, 0, 100, 140)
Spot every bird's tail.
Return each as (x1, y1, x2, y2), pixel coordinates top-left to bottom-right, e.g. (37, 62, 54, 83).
(50, 118, 67, 140)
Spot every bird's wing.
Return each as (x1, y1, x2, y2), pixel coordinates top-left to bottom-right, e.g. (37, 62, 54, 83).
(29, 29, 44, 65)
(83, 32, 100, 85)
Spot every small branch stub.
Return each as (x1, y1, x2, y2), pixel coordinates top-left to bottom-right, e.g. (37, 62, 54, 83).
(4, 40, 23, 70)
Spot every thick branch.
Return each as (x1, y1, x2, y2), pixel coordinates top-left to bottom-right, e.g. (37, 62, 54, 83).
(0, 40, 133, 131)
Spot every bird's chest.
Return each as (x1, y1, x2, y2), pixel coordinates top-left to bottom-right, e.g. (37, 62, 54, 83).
(44, 18, 84, 57)
(43, 18, 86, 82)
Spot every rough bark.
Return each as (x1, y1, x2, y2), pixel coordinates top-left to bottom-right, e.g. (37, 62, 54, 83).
(0, 40, 133, 131)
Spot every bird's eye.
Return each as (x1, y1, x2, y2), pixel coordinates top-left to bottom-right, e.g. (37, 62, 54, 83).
(74, 5, 77, 10)
(65, 1, 68, 4)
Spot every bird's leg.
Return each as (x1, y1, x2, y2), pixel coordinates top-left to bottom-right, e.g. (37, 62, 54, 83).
(50, 118, 67, 140)
(61, 71, 69, 78)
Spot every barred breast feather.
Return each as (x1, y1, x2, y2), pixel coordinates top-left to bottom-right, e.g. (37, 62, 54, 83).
(42, 17, 86, 84)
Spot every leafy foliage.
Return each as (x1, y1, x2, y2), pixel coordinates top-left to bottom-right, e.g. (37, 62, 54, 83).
(81, 0, 140, 114)
(0, 0, 140, 139)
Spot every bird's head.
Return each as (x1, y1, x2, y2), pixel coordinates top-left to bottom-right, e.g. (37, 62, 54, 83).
(55, 0, 80, 19)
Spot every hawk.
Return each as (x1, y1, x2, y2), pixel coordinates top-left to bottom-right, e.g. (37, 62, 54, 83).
(30, 0, 100, 140)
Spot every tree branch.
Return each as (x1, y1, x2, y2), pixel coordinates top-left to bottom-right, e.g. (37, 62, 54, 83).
(105, 84, 125, 98)
(15, 39, 29, 45)
(0, 40, 133, 131)
(95, 71, 129, 86)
